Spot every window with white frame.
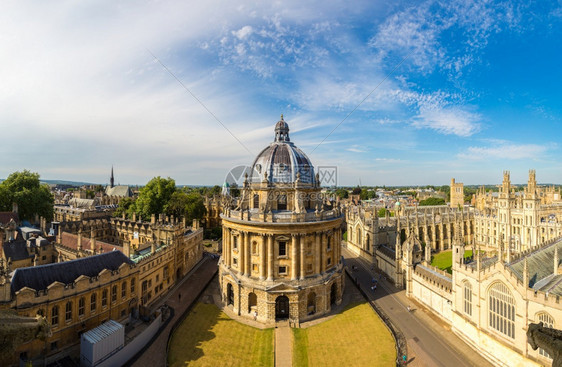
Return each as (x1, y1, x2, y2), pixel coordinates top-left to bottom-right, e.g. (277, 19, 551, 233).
(463, 281, 472, 316)
(488, 282, 515, 339)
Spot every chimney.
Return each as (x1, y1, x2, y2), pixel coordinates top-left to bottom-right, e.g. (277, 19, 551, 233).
(151, 241, 156, 254)
(77, 231, 83, 251)
(91, 236, 97, 253)
(151, 214, 156, 224)
(123, 241, 130, 257)
(132, 213, 136, 222)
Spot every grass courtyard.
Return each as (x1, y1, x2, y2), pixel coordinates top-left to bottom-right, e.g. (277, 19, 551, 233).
(292, 302, 396, 367)
(431, 249, 473, 273)
(168, 303, 274, 367)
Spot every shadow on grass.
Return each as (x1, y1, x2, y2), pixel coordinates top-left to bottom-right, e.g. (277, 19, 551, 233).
(167, 302, 221, 367)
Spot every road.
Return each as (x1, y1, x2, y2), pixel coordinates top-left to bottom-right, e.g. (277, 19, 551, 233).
(343, 247, 492, 367)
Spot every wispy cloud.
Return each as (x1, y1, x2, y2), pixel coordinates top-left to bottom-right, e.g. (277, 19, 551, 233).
(413, 106, 481, 137)
(370, 0, 522, 75)
(458, 142, 556, 160)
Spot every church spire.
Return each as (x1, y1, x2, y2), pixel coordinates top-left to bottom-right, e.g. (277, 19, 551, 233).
(110, 166, 115, 188)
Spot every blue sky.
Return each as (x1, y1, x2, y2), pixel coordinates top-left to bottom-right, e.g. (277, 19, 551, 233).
(2, 0, 562, 186)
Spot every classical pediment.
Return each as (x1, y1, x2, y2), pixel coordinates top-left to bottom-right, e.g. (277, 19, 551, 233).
(266, 282, 298, 292)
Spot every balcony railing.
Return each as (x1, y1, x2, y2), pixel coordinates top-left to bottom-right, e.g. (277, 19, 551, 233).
(222, 208, 342, 223)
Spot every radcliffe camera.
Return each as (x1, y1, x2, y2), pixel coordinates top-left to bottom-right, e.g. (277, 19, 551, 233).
(1, 1, 561, 367)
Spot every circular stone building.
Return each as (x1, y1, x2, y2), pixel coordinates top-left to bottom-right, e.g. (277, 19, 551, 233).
(219, 116, 344, 325)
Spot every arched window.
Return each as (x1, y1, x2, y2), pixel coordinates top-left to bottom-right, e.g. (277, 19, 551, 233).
(488, 282, 515, 339)
(78, 297, 85, 317)
(122, 281, 127, 298)
(248, 292, 257, 313)
(102, 289, 108, 307)
(91, 293, 97, 312)
(65, 301, 72, 321)
(307, 292, 316, 315)
(51, 306, 59, 326)
(356, 228, 362, 247)
(463, 281, 472, 316)
(112, 285, 117, 302)
(130, 278, 135, 294)
(536, 313, 555, 358)
(253, 194, 259, 209)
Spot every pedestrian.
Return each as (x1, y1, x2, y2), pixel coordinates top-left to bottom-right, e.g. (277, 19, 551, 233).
(407, 305, 411, 312)
(253, 310, 258, 321)
(372, 277, 376, 283)
(402, 354, 407, 364)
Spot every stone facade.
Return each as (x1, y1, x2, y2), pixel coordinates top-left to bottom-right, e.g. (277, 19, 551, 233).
(219, 117, 344, 325)
(346, 204, 474, 274)
(450, 178, 464, 208)
(0, 252, 139, 366)
(473, 170, 562, 252)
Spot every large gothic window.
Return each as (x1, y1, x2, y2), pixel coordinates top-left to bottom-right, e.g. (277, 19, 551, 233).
(488, 282, 515, 339)
(536, 312, 554, 358)
(463, 281, 472, 316)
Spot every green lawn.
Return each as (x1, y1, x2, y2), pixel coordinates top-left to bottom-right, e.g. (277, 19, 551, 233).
(168, 303, 274, 367)
(293, 302, 396, 367)
(431, 249, 473, 274)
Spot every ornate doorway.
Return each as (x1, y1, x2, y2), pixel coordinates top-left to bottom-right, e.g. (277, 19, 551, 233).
(275, 295, 289, 319)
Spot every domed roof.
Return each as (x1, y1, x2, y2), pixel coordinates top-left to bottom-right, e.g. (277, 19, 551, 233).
(251, 115, 315, 185)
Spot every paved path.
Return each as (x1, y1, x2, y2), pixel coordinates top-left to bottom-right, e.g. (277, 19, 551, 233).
(275, 320, 292, 367)
(343, 247, 493, 367)
(130, 256, 218, 367)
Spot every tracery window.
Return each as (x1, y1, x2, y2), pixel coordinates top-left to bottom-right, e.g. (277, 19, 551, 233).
(536, 312, 554, 358)
(463, 281, 472, 316)
(488, 282, 515, 339)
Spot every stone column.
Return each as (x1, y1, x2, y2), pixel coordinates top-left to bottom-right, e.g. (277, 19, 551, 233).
(267, 235, 274, 281)
(299, 234, 306, 280)
(321, 232, 327, 273)
(291, 234, 298, 280)
(224, 229, 230, 267)
(246, 232, 251, 277)
(240, 232, 246, 276)
(315, 232, 321, 274)
(260, 234, 266, 280)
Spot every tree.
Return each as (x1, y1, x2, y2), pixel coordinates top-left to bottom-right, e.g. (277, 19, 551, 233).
(419, 197, 446, 206)
(114, 197, 134, 218)
(230, 183, 241, 198)
(132, 177, 176, 220)
(334, 188, 349, 199)
(0, 170, 54, 221)
(166, 191, 206, 222)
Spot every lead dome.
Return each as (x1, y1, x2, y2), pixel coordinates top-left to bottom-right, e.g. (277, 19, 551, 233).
(251, 115, 316, 185)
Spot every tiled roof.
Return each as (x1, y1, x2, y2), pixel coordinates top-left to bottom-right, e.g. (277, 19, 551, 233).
(0, 212, 18, 225)
(2, 240, 32, 261)
(105, 185, 132, 197)
(509, 239, 562, 296)
(60, 232, 122, 253)
(10, 251, 134, 294)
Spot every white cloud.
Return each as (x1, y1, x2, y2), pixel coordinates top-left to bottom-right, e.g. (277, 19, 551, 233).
(458, 143, 555, 160)
(413, 107, 481, 137)
(233, 26, 254, 40)
(370, 0, 521, 75)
